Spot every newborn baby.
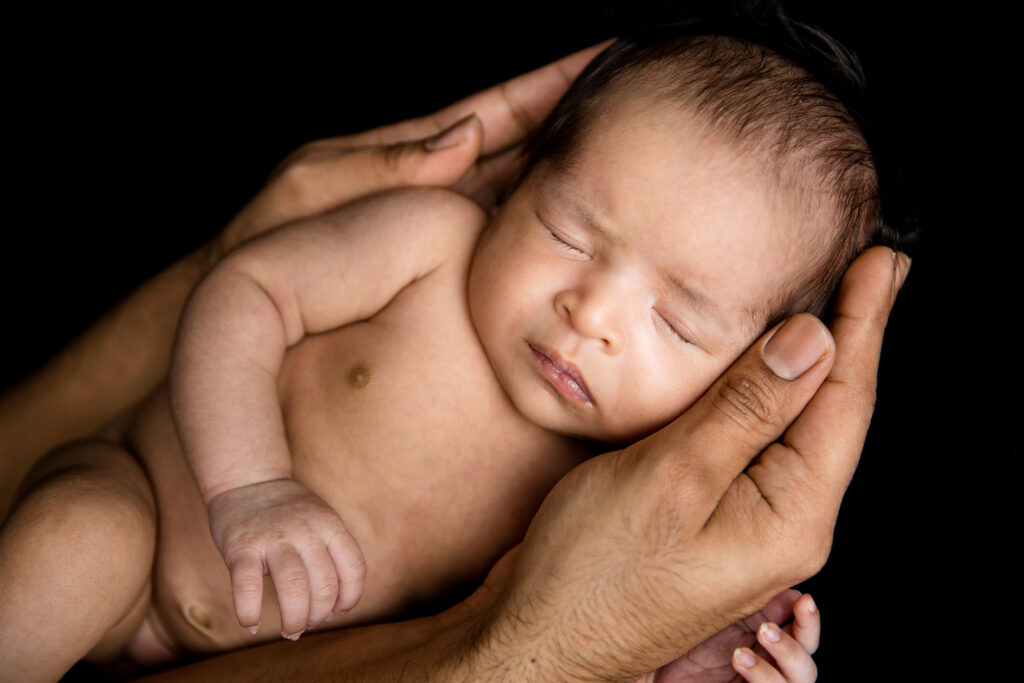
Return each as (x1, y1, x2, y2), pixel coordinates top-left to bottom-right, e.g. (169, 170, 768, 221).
(0, 25, 882, 681)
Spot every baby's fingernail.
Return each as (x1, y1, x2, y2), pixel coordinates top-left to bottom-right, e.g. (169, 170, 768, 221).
(734, 647, 757, 669)
(425, 114, 478, 151)
(247, 623, 260, 635)
(806, 595, 817, 614)
(282, 630, 303, 641)
(761, 315, 831, 380)
(760, 622, 782, 644)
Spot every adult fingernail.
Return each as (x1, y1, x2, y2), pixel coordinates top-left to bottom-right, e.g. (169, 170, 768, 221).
(760, 622, 782, 643)
(761, 315, 831, 380)
(734, 647, 757, 669)
(425, 113, 478, 151)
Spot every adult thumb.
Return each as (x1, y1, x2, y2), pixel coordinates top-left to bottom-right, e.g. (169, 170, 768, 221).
(641, 314, 835, 513)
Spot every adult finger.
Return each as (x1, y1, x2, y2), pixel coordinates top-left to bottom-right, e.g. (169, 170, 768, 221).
(766, 247, 910, 525)
(227, 550, 265, 633)
(266, 544, 310, 640)
(221, 115, 484, 251)
(334, 42, 610, 152)
(638, 313, 835, 517)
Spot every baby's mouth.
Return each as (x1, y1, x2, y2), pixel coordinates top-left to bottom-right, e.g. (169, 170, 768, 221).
(528, 343, 595, 406)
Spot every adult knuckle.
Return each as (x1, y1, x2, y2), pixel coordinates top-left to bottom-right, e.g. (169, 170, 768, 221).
(712, 371, 783, 434)
(498, 81, 536, 135)
(376, 142, 408, 177)
(271, 155, 329, 209)
(793, 531, 832, 579)
(269, 142, 316, 179)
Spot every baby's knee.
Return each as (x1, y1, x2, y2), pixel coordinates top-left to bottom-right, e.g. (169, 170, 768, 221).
(16, 440, 156, 554)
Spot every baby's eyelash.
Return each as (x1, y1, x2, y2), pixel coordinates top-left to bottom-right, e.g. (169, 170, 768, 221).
(657, 312, 692, 345)
(545, 224, 588, 257)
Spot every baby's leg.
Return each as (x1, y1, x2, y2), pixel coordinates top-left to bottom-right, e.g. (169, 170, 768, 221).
(0, 439, 157, 682)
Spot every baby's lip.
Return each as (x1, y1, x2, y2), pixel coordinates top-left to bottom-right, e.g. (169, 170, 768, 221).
(528, 342, 595, 406)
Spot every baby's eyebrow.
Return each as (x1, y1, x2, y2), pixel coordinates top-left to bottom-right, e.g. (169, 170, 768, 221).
(663, 271, 730, 339)
(572, 199, 615, 244)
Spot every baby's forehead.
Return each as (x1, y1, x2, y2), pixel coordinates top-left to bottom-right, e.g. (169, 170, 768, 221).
(531, 107, 834, 328)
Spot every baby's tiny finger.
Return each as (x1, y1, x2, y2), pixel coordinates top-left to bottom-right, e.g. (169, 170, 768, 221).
(228, 550, 265, 632)
(732, 647, 787, 683)
(327, 530, 366, 615)
(267, 544, 310, 640)
(757, 622, 817, 683)
(302, 546, 340, 629)
(792, 593, 821, 654)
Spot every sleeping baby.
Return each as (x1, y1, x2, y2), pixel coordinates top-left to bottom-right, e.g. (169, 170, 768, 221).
(0, 22, 884, 682)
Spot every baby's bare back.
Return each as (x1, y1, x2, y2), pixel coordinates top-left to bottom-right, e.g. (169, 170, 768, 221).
(120, 206, 588, 656)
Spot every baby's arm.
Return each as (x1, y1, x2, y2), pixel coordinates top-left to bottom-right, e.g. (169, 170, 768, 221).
(170, 187, 487, 639)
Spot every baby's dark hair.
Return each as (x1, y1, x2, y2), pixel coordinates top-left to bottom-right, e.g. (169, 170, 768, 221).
(521, 5, 898, 325)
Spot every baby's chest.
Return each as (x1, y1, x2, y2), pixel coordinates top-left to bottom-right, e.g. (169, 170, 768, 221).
(279, 273, 512, 472)
(274, 275, 582, 611)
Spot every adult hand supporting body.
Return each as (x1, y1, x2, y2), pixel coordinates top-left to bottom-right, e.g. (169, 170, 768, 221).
(479, 249, 909, 680)
(145, 248, 909, 682)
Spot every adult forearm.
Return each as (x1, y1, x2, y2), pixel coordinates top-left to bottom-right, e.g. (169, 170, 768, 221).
(139, 591, 500, 683)
(0, 243, 212, 518)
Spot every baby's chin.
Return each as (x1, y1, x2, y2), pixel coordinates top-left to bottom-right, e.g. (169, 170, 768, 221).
(545, 411, 669, 448)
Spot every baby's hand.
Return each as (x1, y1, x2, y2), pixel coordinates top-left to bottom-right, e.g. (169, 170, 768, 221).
(731, 593, 820, 683)
(205, 478, 366, 640)
(641, 590, 819, 682)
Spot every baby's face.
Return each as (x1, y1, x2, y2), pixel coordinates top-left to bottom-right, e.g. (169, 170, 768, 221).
(468, 94, 826, 443)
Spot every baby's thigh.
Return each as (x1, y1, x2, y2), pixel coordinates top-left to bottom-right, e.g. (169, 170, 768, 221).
(1, 439, 158, 676)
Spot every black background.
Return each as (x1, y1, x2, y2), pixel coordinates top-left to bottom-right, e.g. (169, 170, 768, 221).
(3, 1, 1003, 680)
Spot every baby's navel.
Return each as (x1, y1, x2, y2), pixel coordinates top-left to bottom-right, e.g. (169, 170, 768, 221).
(182, 601, 214, 633)
(348, 362, 371, 389)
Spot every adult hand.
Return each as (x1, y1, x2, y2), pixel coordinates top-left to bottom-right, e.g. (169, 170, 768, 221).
(212, 42, 608, 261)
(470, 247, 909, 681)
(137, 248, 905, 683)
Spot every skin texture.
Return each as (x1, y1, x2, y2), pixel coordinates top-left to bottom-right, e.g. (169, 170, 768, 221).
(138, 245, 906, 682)
(168, 82, 836, 646)
(2, 38, 905, 683)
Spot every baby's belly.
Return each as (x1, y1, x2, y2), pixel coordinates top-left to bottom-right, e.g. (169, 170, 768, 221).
(124, 389, 289, 654)
(122, 328, 585, 657)
(124, 385, 399, 656)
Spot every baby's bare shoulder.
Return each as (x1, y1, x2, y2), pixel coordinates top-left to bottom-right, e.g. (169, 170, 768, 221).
(341, 187, 489, 262)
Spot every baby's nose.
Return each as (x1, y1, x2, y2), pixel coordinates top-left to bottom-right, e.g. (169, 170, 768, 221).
(554, 279, 632, 353)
